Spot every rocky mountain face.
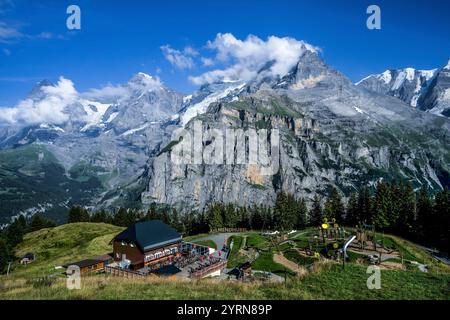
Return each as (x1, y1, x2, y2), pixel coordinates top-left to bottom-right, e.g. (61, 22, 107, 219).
(141, 51, 450, 212)
(0, 74, 184, 224)
(1, 51, 450, 223)
(356, 60, 450, 117)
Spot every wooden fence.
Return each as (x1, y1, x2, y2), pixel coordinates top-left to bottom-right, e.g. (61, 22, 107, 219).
(190, 260, 228, 279)
(104, 266, 146, 279)
(210, 228, 248, 233)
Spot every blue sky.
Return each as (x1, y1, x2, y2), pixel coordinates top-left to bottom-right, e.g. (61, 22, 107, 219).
(0, 0, 449, 106)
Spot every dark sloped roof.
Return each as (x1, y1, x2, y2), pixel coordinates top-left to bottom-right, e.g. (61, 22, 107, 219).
(63, 259, 103, 269)
(239, 262, 252, 270)
(92, 254, 113, 262)
(22, 252, 35, 260)
(113, 220, 181, 252)
(63, 254, 112, 269)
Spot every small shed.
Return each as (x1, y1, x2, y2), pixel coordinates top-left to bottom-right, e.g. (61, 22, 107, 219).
(20, 252, 36, 265)
(64, 254, 113, 274)
(227, 268, 242, 279)
(239, 261, 252, 276)
(93, 254, 114, 266)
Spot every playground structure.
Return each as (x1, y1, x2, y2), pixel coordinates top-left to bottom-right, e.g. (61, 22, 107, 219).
(348, 223, 398, 263)
(222, 215, 431, 281)
(286, 218, 349, 260)
(318, 219, 347, 259)
(222, 214, 426, 283)
(260, 220, 348, 262)
(355, 224, 377, 251)
(268, 219, 399, 265)
(319, 219, 345, 243)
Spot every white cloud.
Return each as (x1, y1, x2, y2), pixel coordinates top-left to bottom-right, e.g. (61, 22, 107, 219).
(83, 73, 163, 102)
(128, 72, 163, 90)
(36, 32, 53, 39)
(161, 45, 196, 70)
(183, 45, 199, 57)
(0, 72, 167, 126)
(0, 21, 63, 43)
(189, 33, 319, 85)
(3, 47, 10, 55)
(0, 77, 78, 125)
(0, 21, 22, 42)
(82, 84, 129, 102)
(201, 57, 214, 66)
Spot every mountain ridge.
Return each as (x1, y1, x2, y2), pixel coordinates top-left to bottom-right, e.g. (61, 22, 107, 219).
(140, 52, 450, 212)
(0, 52, 449, 223)
(356, 60, 450, 117)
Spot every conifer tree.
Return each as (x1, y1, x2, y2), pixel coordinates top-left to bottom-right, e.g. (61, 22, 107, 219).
(373, 182, 393, 229)
(346, 192, 359, 226)
(358, 186, 373, 223)
(309, 195, 323, 226)
(249, 204, 263, 230)
(29, 215, 45, 232)
(389, 183, 401, 228)
(432, 187, 449, 251)
(0, 239, 10, 274)
(67, 206, 90, 223)
(6, 219, 24, 247)
(113, 207, 130, 227)
(323, 187, 345, 222)
(396, 182, 416, 236)
(90, 209, 109, 223)
(171, 208, 183, 233)
(295, 198, 308, 229)
(274, 191, 290, 230)
(416, 187, 433, 239)
(207, 204, 223, 229)
(29, 214, 56, 232)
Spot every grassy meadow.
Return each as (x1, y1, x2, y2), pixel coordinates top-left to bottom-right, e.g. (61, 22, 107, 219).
(0, 223, 449, 300)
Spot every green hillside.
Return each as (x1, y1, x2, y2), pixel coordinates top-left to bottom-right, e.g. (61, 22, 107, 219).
(0, 145, 105, 224)
(7, 222, 123, 278)
(0, 223, 449, 300)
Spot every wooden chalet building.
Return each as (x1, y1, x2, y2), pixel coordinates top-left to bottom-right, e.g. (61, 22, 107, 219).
(20, 252, 36, 265)
(111, 220, 182, 270)
(63, 254, 113, 274)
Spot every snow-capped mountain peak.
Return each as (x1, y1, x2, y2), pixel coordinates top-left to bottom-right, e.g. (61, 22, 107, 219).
(444, 59, 450, 70)
(27, 79, 55, 101)
(129, 72, 155, 83)
(357, 62, 449, 117)
(79, 99, 112, 132)
(179, 81, 246, 126)
(137, 72, 153, 79)
(378, 70, 392, 84)
(33, 79, 54, 89)
(178, 50, 351, 128)
(127, 72, 164, 92)
(356, 68, 437, 87)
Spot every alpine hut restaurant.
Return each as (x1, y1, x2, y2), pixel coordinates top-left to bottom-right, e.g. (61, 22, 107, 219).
(110, 220, 183, 271)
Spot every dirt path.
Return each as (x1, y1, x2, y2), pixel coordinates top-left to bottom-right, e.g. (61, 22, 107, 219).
(193, 233, 240, 251)
(347, 248, 399, 261)
(273, 253, 307, 277)
(291, 231, 308, 239)
(379, 261, 406, 271)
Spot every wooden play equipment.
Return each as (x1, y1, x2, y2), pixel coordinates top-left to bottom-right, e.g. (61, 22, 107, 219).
(294, 218, 348, 260)
(355, 223, 377, 251)
(349, 224, 399, 265)
(319, 218, 346, 243)
(318, 218, 347, 259)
